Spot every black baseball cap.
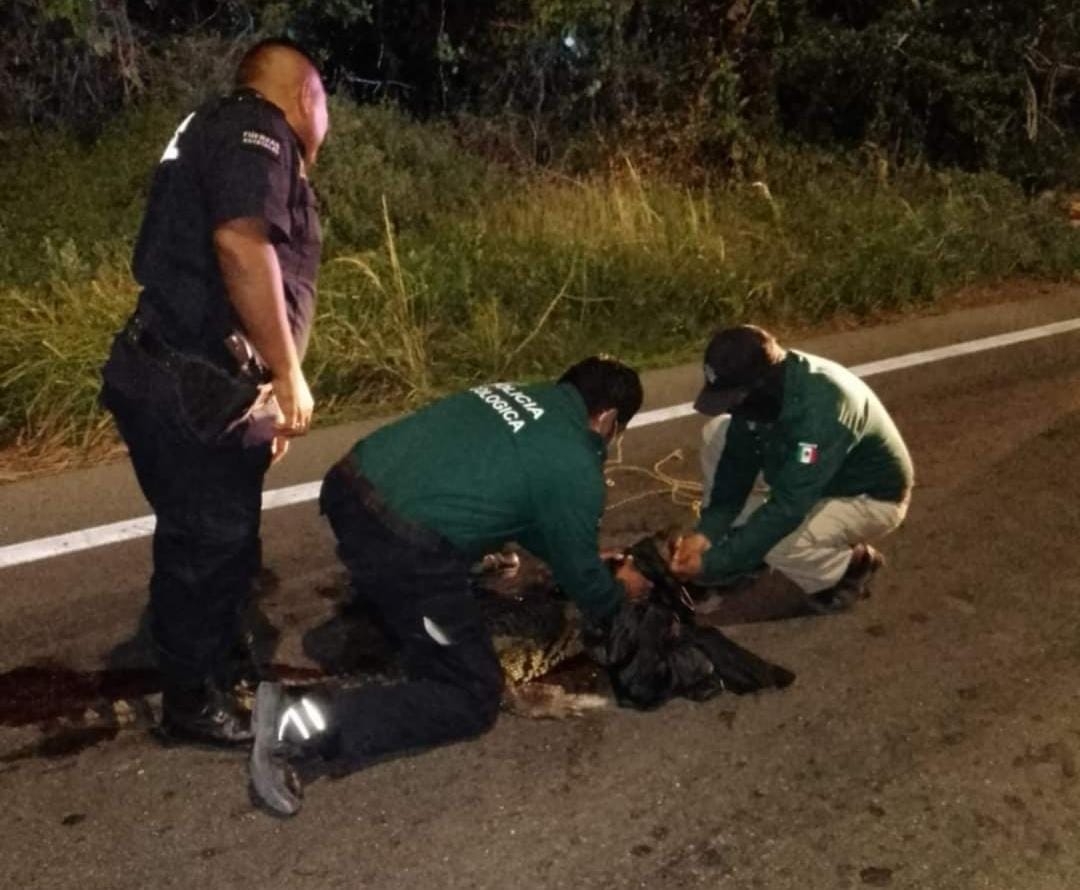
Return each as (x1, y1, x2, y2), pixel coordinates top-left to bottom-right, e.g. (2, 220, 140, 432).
(693, 325, 781, 416)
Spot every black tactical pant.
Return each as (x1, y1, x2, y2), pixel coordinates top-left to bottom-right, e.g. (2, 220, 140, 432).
(103, 383, 271, 691)
(318, 460, 504, 768)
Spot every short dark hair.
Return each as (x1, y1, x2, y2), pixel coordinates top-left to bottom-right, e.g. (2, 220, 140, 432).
(559, 356, 643, 428)
(701, 324, 784, 388)
(236, 37, 321, 87)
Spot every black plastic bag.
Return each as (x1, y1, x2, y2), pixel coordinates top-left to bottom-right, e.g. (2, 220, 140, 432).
(602, 535, 795, 710)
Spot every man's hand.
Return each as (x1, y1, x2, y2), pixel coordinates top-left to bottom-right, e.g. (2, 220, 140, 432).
(272, 366, 314, 436)
(670, 533, 712, 580)
(269, 434, 290, 466)
(614, 557, 654, 601)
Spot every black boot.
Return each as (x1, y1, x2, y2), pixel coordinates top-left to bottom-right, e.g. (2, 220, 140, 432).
(159, 680, 253, 747)
(222, 626, 262, 691)
(806, 543, 885, 613)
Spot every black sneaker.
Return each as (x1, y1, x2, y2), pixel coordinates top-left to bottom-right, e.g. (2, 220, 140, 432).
(840, 543, 885, 597)
(249, 682, 303, 817)
(805, 584, 860, 614)
(159, 685, 253, 747)
(805, 544, 885, 614)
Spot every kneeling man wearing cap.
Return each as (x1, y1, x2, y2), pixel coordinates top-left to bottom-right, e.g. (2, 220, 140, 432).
(671, 325, 914, 621)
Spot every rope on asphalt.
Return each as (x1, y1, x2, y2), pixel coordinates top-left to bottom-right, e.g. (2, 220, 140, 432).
(603, 437, 703, 515)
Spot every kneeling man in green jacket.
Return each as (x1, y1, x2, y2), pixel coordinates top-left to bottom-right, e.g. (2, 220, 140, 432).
(249, 356, 652, 816)
(672, 325, 913, 619)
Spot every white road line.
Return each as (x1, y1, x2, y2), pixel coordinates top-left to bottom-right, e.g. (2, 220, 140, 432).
(626, 317, 1080, 429)
(3, 316, 1079, 570)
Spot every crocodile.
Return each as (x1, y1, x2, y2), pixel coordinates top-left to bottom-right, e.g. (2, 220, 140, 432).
(0, 539, 795, 744)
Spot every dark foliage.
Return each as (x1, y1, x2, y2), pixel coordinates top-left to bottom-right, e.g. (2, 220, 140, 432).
(3, 1, 1079, 184)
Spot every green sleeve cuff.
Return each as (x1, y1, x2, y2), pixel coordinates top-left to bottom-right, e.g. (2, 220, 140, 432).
(699, 539, 757, 586)
(696, 506, 739, 542)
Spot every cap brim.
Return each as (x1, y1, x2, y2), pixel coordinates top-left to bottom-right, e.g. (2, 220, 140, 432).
(693, 385, 745, 416)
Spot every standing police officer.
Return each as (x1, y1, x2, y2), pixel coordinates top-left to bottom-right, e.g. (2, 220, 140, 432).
(101, 39, 328, 745)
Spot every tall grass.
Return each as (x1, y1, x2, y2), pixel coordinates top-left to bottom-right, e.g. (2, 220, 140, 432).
(2, 100, 1079, 468)
(0, 242, 137, 471)
(309, 151, 1080, 421)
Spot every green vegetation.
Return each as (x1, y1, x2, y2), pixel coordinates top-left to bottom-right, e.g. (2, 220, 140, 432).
(2, 98, 1078, 460)
(7, 2, 1080, 186)
(2, 3, 1079, 467)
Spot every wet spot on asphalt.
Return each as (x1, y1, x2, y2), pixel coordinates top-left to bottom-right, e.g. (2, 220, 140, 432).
(0, 662, 158, 727)
(1013, 741, 1077, 779)
(698, 846, 731, 872)
(251, 567, 281, 599)
(1041, 839, 1063, 858)
(942, 594, 977, 615)
(316, 584, 341, 600)
(1, 726, 119, 763)
(859, 865, 894, 885)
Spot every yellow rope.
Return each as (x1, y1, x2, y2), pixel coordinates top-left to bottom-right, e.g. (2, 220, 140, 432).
(603, 436, 703, 516)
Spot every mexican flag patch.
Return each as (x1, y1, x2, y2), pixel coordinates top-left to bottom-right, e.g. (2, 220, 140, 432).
(797, 442, 819, 465)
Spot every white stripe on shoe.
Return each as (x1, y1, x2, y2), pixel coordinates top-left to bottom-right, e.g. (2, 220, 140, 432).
(278, 707, 312, 741)
(423, 616, 453, 646)
(300, 697, 326, 732)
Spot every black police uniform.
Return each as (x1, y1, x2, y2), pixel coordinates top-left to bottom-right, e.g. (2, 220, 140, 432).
(101, 89, 321, 739)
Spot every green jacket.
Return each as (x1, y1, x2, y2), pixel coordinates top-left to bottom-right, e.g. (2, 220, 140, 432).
(350, 381, 622, 622)
(697, 350, 914, 582)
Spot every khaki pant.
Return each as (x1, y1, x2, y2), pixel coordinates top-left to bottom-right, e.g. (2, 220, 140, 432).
(700, 416, 908, 594)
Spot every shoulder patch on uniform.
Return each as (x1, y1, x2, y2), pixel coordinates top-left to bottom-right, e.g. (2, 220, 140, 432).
(240, 129, 282, 160)
(797, 442, 819, 464)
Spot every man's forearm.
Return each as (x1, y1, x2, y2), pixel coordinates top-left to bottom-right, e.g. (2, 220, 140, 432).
(701, 501, 804, 581)
(213, 218, 298, 379)
(696, 502, 742, 542)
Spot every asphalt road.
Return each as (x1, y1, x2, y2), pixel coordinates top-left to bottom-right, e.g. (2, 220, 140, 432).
(3, 289, 1080, 889)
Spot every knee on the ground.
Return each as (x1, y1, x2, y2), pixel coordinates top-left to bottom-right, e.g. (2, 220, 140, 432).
(463, 671, 504, 735)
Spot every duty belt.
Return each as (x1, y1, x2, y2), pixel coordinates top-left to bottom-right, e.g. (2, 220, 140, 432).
(121, 311, 171, 358)
(124, 302, 269, 384)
